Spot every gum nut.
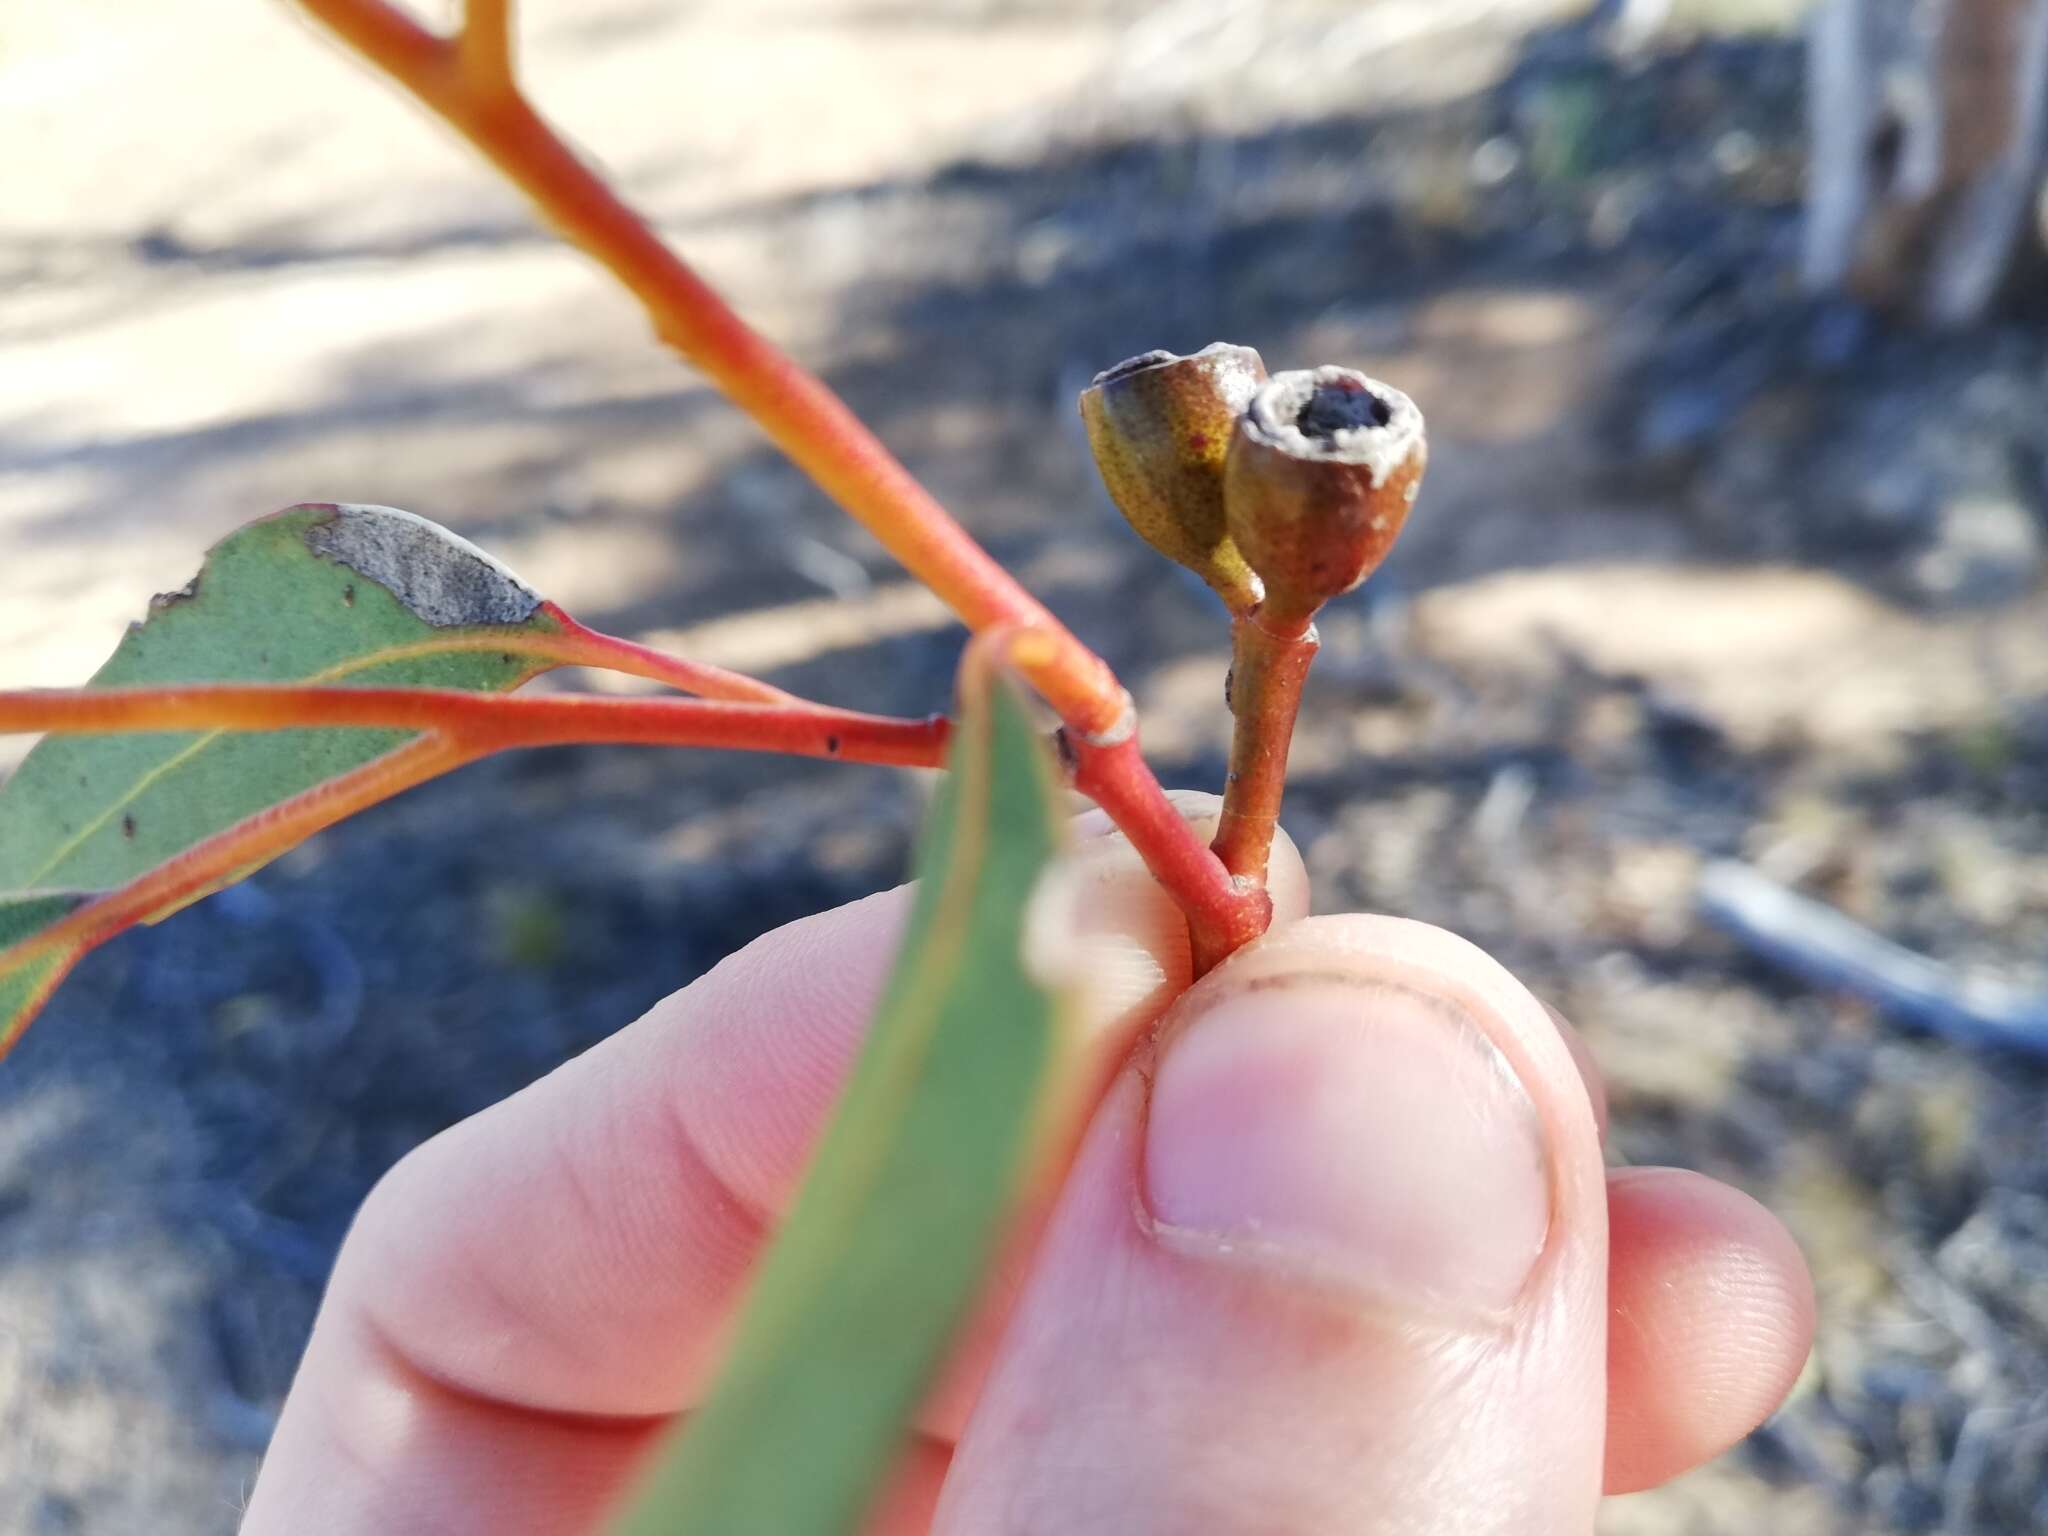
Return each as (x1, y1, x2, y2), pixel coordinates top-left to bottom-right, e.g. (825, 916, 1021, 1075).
(1081, 343, 1268, 610)
(1224, 366, 1425, 611)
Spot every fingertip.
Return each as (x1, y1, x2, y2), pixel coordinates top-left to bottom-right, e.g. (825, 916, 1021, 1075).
(1604, 1166, 1816, 1494)
(1143, 970, 1551, 1313)
(1175, 913, 1607, 1207)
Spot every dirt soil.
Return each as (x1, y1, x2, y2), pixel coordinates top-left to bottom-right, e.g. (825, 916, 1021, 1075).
(5, 3, 2048, 1533)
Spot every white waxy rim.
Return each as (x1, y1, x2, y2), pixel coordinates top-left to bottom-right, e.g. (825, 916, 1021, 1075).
(1241, 367, 1424, 489)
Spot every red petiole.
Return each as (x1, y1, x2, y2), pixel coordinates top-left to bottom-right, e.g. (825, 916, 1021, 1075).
(0, 686, 950, 770)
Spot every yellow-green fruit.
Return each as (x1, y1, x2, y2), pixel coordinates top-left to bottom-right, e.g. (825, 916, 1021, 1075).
(1224, 367, 1426, 625)
(1079, 343, 1267, 613)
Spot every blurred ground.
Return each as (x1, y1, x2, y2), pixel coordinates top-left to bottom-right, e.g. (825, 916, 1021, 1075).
(5, 1, 2048, 1532)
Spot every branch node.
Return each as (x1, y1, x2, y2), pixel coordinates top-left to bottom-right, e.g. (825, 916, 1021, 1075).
(1072, 690, 1136, 749)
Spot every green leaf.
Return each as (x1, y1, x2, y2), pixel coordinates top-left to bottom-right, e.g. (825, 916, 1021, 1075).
(611, 661, 1070, 1536)
(0, 503, 560, 1049)
(0, 892, 95, 1053)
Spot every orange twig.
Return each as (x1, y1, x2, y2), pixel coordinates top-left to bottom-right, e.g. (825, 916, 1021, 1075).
(0, 687, 951, 770)
(1065, 728, 1269, 976)
(282, 0, 1267, 962)
(289, 0, 1123, 737)
(976, 625, 1263, 971)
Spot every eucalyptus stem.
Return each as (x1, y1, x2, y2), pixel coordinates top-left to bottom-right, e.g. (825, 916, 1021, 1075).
(0, 686, 951, 770)
(1210, 610, 1319, 890)
(1065, 721, 1270, 971)
(290, 0, 1124, 735)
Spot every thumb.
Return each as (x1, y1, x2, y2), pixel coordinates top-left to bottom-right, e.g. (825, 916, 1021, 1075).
(934, 913, 1608, 1534)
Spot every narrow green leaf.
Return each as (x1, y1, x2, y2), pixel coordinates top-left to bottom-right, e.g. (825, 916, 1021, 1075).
(611, 663, 1070, 1536)
(0, 503, 560, 1046)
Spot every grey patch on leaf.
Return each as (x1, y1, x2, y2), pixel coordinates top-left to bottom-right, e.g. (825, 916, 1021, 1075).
(304, 505, 541, 628)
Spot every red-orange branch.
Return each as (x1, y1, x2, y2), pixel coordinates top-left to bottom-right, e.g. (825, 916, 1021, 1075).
(290, 0, 1123, 737)
(1066, 731, 1269, 976)
(279, 0, 1268, 967)
(0, 687, 951, 770)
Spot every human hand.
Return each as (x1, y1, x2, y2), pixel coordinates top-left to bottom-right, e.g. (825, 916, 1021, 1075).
(243, 794, 1814, 1534)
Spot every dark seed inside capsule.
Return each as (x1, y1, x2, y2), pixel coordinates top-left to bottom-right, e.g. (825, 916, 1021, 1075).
(1295, 379, 1392, 441)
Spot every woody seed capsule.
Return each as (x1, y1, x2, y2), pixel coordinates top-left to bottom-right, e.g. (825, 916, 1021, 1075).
(1223, 367, 1426, 626)
(1080, 343, 1268, 614)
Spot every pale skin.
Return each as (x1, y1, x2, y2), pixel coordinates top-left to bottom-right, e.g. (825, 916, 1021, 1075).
(243, 795, 1815, 1534)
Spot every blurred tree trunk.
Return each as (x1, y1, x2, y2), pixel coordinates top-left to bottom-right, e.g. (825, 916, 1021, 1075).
(1803, 0, 2048, 325)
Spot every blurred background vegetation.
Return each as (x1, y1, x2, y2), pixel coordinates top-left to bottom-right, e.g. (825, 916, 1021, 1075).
(4, 1, 2048, 1531)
